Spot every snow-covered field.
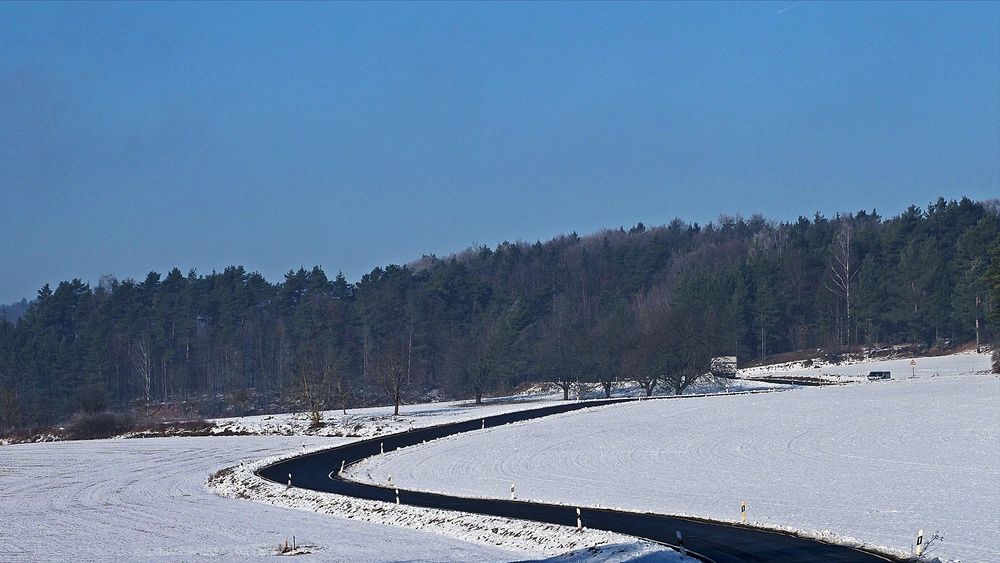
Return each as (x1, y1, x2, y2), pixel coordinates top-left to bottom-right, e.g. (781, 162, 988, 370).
(738, 348, 989, 381)
(0, 396, 685, 562)
(3, 350, 991, 561)
(0, 436, 526, 562)
(348, 351, 997, 562)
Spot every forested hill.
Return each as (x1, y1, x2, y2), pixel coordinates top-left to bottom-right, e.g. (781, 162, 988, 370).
(2, 197, 999, 427)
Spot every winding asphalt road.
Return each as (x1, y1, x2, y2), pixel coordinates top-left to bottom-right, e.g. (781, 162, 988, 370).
(258, 396, 896, 563)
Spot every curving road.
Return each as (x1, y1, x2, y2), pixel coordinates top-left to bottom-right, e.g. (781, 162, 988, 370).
(258, 397, 897, 563)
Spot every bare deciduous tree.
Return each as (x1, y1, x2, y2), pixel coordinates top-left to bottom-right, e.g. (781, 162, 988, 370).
(372, 333, 409, 416)
(589, 307, 629, 398)
(536, 294, 592, 400)
(0, 387, 18, 431)
(295, 338, 347, 428)
(131, 334, 153, 405)
(627, 288, 670, 397)
(825, 222, 862, 345)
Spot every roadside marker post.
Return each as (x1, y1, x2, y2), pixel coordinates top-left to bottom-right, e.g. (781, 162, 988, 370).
(511, 483, 516, 500)
(675, 531, 686, 557)
(576, 508, 582, 531)
(287, 473, 292, 488)
(340, 460, 345, 473)
(395, 488, 400, 505)
(380, 442, 384, 454)
(915, 529, 924, 556)
(740, 501, 747, 524)
(482, 419, 485, 430)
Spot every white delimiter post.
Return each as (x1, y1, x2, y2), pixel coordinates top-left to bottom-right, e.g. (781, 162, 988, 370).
(287, 473, 292, 487)
(915, 530, 924, 556)
(380, 442, 384, 454)
(576, 508, 582, 531)
(510, 484, 516, 500)
(395, 489, 400, 505)
(675, 531, 686, 556)
(740, 501, 747, 524)
(340, 460, 345, 473)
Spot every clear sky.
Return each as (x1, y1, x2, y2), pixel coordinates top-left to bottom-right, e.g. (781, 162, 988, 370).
(1, 1, 998, 303)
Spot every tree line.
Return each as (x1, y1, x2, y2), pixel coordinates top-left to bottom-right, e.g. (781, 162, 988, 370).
(1, 196, 997, 428)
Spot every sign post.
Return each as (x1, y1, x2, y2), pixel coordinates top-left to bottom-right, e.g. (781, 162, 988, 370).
(910, 359, 917, 378)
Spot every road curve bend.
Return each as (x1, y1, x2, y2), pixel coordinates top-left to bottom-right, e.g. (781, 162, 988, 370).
(257, 397, 897, 563)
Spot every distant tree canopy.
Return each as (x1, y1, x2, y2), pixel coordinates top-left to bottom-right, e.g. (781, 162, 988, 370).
(0, 197, 997, 426)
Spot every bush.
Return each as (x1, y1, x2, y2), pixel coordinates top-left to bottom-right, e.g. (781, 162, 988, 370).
(207, 466, 234, 487)
(308, 410, 325, 430)
(75, 384, 107, 414)
(64, 411, 134, 440)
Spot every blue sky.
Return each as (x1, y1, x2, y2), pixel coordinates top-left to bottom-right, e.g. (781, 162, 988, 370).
(1, 1, 998, 303)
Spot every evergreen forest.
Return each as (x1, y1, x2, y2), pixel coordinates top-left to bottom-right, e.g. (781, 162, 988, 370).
(2, 197, 998, 428)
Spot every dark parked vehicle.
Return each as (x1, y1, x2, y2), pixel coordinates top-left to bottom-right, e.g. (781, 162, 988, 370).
(867, 371, 891, 381)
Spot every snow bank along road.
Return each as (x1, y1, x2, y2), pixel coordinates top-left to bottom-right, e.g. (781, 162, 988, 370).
(350, 362, 998, 562)
(0, 436, 525, 562)
(260, 397, 894, 563)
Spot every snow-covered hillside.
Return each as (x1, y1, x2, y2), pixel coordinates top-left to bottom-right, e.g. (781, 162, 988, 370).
(348, 351, 998, 562)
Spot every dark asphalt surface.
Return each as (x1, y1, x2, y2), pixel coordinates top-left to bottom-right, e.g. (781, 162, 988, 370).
(258, 396, 895, 563)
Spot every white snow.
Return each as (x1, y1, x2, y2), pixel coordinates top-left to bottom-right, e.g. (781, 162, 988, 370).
(0, 396, 687, 561)
(0, 436, 523, 561)
(347, 351, 999, 562)
(209, 395, 572, 438)
(6, 350, 988, 561)
(738, 348, 990, 381)
(207, 380, 780, 439)
(210, 444, 684, 561)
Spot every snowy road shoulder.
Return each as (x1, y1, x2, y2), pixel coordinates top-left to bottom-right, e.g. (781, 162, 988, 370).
(207, 443, 688, 561)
